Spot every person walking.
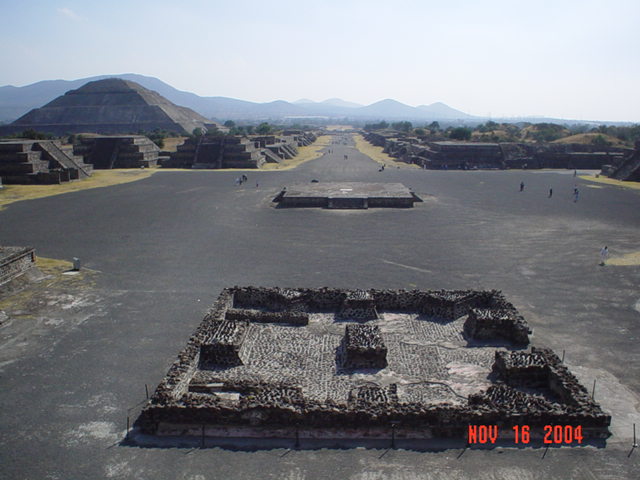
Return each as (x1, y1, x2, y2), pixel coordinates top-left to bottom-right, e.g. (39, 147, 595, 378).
(573, 188, 579, 202)
(600, 246, 609, 266)
(520, 181, 525, 192)
(549, 188, 553, 198)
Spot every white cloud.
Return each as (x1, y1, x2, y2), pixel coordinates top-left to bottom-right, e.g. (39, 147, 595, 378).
(57, 7, 82, 21)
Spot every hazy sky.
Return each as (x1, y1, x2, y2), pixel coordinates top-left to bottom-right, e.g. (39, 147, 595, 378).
(2, 0, 639, 121)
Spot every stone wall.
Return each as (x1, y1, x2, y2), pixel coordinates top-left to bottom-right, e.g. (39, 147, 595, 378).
(463, 307, 531, 346)
(0, 140, 92, 184)
(0, 246, 36, 285)
(163, 132, 317, 169)
(73, 135, 160, 169)
(225, 308, 309, 325)
(199, 319, 248, 366)
(136, 286, 609, 441)
(472, 347, 611, 429)
(338, 290, 378, 320)
(342, 324, 387, 369)
(606, 141, 640, 181)
(363, 133, 628, 171)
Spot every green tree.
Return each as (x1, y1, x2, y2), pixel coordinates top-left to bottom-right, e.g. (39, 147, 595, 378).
(19, 129, 52, 140)
(391, 121, 413, 132)
(428, 121, 440, 132)
(223, 120, 235, 128)
(256, 122, 272, 134)
(531, 123, 566, 142)
(591, 134, 612, 148)
(449, 127, 472, 140)
(192, 127, 204, 137)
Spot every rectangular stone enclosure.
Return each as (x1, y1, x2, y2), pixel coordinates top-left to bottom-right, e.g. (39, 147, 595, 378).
(137, 287, 610, 444)
(273, 182, 423, 209)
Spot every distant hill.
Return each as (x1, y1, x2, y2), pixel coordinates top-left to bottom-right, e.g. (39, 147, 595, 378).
(355, 99, 424, 118)
(552, 133, 628, 148)
(417, 102, 471, 119)
(320, 98, 363, 108)
(0, 74, 478, 123)
(2, 74, 634, 125)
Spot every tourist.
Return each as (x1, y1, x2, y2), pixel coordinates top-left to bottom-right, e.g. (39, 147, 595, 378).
(600, 246, 609, 266)
(573, 187, 579, 202)
(549, 188, 553, 198)
(520, 181, 525, 192)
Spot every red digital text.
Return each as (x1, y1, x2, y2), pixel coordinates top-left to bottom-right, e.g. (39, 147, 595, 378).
(467, 424, 583, 444)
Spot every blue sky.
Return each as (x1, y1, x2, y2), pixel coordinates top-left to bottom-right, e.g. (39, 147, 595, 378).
(1, 0, 639, 121)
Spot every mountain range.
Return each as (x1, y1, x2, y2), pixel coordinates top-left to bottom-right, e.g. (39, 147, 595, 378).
(0, 73, 473, 123)
(0, 74, 628, 126)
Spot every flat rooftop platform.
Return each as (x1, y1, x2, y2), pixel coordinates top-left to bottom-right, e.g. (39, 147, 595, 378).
(274, 182, 422, 208)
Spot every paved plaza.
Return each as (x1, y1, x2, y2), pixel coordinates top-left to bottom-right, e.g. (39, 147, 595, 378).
(0, 134, 639, 478)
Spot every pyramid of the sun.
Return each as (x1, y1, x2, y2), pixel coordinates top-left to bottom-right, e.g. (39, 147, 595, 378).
(1, 78, 211, 136)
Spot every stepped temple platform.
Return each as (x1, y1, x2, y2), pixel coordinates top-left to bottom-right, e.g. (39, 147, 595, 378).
(136, 287, 610, 446)
(73, 135, 160, 169)
(0, 78, 211, 136)
(0, 140, 92, 184)
(273, 182, 423, 209)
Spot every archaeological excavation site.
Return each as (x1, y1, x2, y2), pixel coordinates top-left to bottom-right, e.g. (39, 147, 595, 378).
(136, 286, 611, 446)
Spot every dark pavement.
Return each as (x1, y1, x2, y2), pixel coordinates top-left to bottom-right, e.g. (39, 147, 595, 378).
(0, 134, 639, 479)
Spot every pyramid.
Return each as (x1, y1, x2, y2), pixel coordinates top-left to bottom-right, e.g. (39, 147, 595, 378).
(1, 78, 211, 136)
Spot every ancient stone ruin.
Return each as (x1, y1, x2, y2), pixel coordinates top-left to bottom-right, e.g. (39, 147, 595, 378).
(73, 135, 160, 169)
(364, 132, 628, 170)
(273, 182, 423, 209)
(0, 140, 92, 184)
(0, 78, 214, 136)
(163, 131, 317, 169)
(341, 324, 388, 369)
(602, 140, 640, 182)
(136, 286, 610, 445)
(0, 246, 36, 286)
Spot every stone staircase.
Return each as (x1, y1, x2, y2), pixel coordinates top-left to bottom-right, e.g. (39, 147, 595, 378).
(261, 148, 282, 164)
(608, 142, 640, 181)
(74, 135, 159, 168)
(0, 140, 92, 184)
(35, 140, 93, 178)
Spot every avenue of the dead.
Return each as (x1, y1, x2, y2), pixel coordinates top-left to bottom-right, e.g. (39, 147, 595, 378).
(0, 135, 639, 479)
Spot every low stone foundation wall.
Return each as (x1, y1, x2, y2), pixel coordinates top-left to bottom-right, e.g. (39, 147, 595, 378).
(464, 307, 531, 345)
(225, 308, 309, 325)
(200, 320, 248, 366)
(136, 286, 609, 443)
(342, 324, 387, 369)
(0, 246, 36, 285)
